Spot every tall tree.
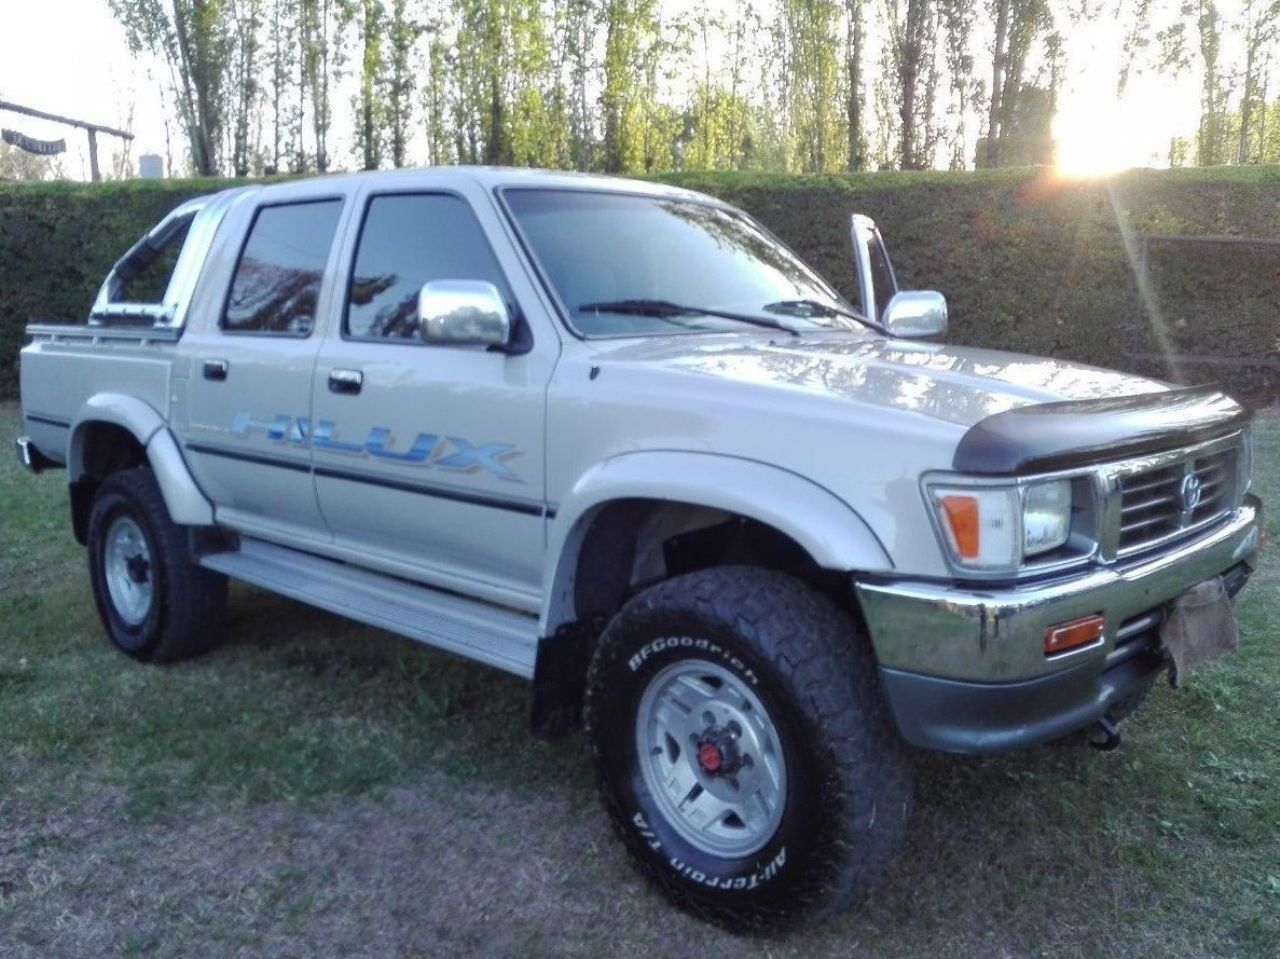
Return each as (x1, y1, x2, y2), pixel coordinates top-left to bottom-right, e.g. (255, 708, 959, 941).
(601, 0, 664, 172)
(1196, 0, 1231, 166)
(845, 0, 867, 171)
(108, 0, 229, 175)
(352, 0, 387, 170)
(680, 10, 757, 170)
(885, 0, 937, 169)
(1238, 0, 1280, 163)
(985, 0, 1010, 167)
(422, 30, 454, 165)
(383, 0, 420, 168)
(299, 0, 346, 172)
(939, 0, 975, 169)
(776, 0, 843, 172)
(264, 0, 300, 173)
(562, 0, 599, 170)
(227, 0, 265, 175)
(980, 0, 1051, 167)
(450, 0, 556, 167)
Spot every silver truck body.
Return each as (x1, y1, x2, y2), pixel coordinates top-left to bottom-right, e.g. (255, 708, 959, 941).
(16, 167, 1263, 754)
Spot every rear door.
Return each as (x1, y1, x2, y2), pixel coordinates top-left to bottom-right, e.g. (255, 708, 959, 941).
(181, 193, 348, 543)
(309, 184, 556, 604)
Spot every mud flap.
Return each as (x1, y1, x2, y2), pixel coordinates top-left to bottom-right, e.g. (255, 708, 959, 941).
(1160, 576, 1239, 688)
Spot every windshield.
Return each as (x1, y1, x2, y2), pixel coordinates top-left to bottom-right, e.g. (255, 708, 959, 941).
(503, 189, 861, 337)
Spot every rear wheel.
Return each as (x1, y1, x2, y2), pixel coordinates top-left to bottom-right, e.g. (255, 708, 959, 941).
(87, 468, 226, 662)
(586, 565, 913, 930)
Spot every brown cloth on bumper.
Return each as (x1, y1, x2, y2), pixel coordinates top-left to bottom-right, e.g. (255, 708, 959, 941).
(1159, 576, 1239, 688)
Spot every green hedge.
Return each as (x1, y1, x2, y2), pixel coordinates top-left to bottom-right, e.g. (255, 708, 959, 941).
(3, 168, 1278, 400)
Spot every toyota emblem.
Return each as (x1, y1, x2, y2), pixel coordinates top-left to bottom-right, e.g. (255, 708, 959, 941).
(1179, 472, 1203, 512)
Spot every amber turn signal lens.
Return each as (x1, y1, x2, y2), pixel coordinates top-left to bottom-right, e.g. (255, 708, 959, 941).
(1044, 614, 1105, 656)
(939, 495, 980, 558)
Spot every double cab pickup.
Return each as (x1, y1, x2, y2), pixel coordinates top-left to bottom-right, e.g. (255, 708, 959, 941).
(16, 168, 1263, 927)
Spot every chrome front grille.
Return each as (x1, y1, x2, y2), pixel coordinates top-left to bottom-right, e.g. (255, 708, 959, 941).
(1115, 446, 1238, 556)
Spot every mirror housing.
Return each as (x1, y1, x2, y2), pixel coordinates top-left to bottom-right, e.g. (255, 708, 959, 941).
(418, 280, 512, 347)
(882, 290, 948, 338)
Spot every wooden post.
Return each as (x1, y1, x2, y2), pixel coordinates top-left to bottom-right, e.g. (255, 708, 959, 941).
(87, 128, 101, 181)
(0, 99, 132, 181)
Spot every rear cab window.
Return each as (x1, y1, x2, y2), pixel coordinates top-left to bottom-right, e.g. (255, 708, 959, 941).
(93, 206, 200, 326)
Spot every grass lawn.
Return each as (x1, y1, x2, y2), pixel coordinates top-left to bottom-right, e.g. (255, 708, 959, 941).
(1, 398, 1276, 958)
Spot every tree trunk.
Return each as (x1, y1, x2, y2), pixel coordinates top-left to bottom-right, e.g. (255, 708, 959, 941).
(985, 0, 1010, 168)
(846, 0, 865, 171)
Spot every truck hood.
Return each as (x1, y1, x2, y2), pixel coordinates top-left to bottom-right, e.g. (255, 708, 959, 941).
(595, 334, 1169, 429)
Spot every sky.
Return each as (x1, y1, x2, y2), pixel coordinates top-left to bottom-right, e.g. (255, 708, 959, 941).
(0, 0, 1218, 180)
(0, 0, 171, 178)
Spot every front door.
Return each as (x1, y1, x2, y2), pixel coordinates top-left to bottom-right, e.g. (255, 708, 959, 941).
(309, 188, 554, 605)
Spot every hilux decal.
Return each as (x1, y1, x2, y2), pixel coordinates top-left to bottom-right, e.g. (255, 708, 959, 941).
(229, 412, 522, 481)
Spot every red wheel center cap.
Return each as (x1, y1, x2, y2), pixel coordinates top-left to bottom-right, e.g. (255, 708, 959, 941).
(697, 741, 722, 773)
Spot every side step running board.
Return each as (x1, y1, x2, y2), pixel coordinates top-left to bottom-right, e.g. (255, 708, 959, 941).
(200, 538, 540, 677)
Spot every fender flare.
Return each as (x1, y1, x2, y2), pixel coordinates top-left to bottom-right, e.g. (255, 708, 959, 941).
(540, 450, 892, 634)
(69, 394, 214, 527)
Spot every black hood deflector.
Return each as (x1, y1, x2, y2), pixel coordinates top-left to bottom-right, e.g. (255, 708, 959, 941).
(953, 385, 1252, 475)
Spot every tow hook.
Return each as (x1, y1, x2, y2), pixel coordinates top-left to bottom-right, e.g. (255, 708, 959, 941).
(1088, 714, 1122, 751)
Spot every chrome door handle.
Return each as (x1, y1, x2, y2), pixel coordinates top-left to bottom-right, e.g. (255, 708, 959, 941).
(328, 369, 363, 395)
(203, 358, 229, 381)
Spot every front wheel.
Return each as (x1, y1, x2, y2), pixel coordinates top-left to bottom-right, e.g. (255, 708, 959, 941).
(585, 566, 913, 930)
(87, 468, 226, 663)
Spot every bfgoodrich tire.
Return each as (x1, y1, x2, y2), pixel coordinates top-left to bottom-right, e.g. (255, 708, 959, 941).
(585, 565, 913, 930)
(86, 467, 227, 663)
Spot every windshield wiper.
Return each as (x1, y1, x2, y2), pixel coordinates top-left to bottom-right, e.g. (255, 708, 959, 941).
(578, 298, 800, 337)
(763, 299, 886, 334)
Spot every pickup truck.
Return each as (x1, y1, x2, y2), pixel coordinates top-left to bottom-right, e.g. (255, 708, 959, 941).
(15, 168, 1264, 928)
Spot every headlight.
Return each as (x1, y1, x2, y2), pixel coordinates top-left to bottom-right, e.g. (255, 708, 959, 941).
(1023, 479, 1072, 556)
(926, 478, 1074, 573)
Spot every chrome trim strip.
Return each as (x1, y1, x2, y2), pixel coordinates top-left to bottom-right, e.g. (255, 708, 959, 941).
(24, 413, 71, 429)
(25, 323, 184, 343)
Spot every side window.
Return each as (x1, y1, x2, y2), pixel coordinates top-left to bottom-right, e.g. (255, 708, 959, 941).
(346, 193, 510, 340)
(223, 199, 343, 335)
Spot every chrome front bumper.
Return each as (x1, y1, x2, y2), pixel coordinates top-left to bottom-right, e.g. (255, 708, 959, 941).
(857, 496, 1262, 754)
(856, 495, 1263, 684)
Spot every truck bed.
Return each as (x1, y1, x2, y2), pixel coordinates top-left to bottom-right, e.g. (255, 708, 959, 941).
(20, 323, 183, 465)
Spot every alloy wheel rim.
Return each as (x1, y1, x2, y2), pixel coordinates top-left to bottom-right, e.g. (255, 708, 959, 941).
(635, 656, 788, 858)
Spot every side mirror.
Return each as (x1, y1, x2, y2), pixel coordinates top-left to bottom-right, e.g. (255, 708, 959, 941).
(418, 280, 511, 347)
(882, 290, 948, 338)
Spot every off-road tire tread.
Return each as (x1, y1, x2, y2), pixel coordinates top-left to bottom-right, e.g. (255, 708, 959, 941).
(586, 565, 913, 931)
(88, 468, 226, 663)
